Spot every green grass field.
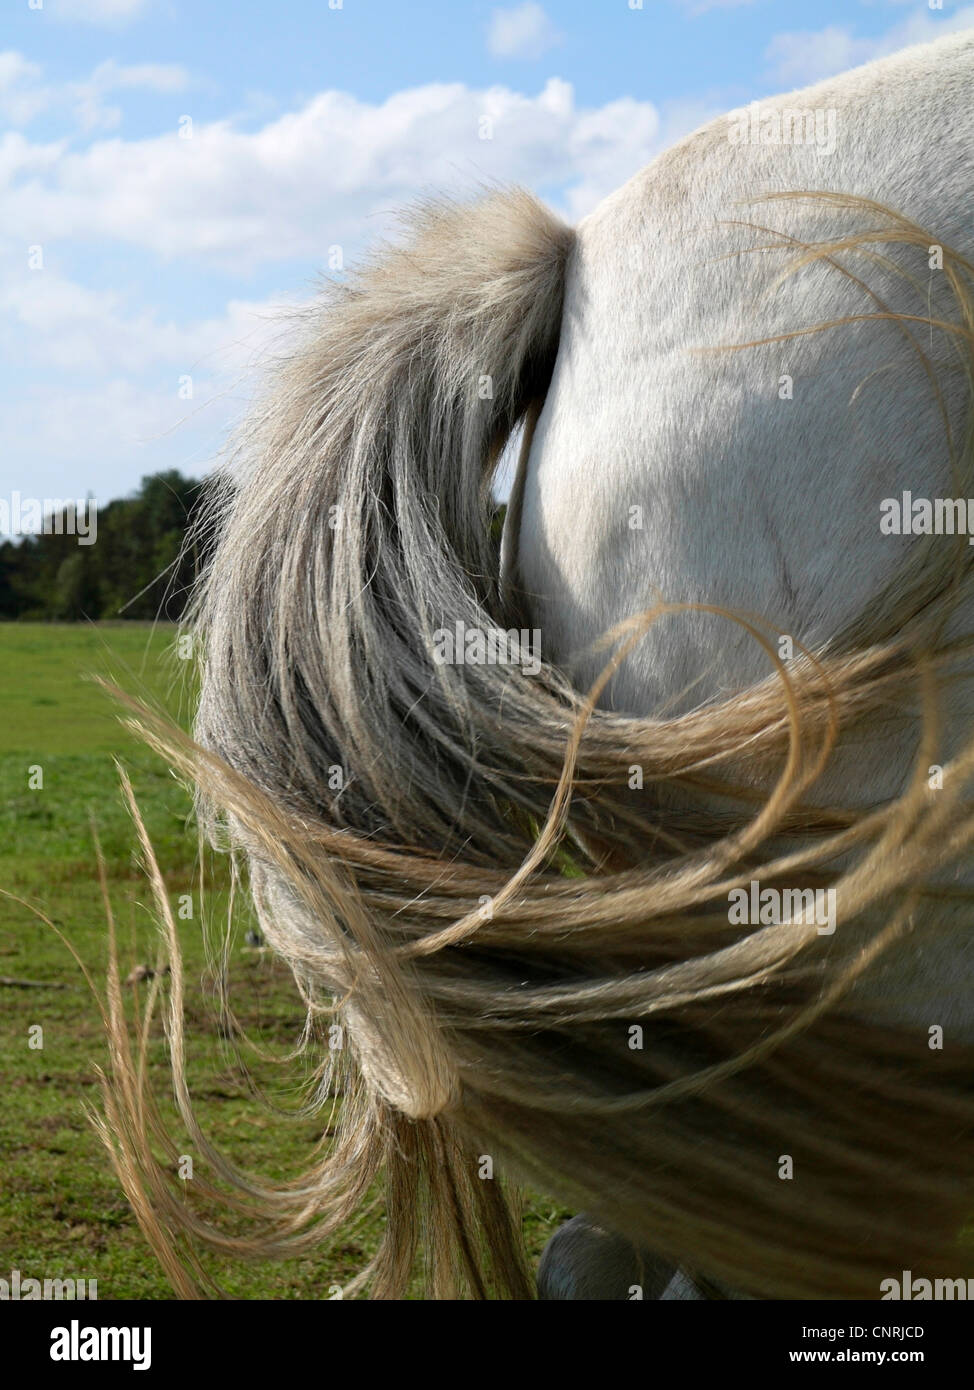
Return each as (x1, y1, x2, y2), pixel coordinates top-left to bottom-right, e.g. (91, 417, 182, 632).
(0, 623, 568, 1298)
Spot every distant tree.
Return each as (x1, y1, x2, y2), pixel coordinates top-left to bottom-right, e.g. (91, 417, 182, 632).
(0, 540, 32, 617)
(53, 551, 101, 620)
(0, 470, 209, 622)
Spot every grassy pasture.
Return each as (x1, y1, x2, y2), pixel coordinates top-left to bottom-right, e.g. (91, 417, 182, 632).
(0, 622, 568, 1298)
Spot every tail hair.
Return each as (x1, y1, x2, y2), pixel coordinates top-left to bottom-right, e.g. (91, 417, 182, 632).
(98, 189, 974, 1299)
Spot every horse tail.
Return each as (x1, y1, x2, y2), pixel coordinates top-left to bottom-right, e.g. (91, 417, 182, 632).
(177, 191, 574, 1295)
(99, 190, 974, 1300)
(196, 184, 578, 883)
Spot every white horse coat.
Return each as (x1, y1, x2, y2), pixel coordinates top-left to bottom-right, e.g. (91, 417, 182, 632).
(509, 31, 974, 1037)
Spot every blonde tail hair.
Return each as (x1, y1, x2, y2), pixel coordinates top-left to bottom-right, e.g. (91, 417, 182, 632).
(98, 188, 974, 1299)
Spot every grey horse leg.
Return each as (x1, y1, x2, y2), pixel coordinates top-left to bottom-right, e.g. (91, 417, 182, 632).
(536, 1214, 711, 1301)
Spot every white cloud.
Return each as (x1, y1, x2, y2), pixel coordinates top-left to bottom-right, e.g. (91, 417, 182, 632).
(0, 277, 297, 510)
(488, 3, 562, 60)
(766, 6, 974, 88)
(0, 52, 47, 125)
(52, 0, 151, 23)
(73, 59, 190, 131)
(0, 50, 189, 131)
(2, 377, 205, 511)
(0, 270, 291, 375)
(0, 77, 671, 269)
(103, 62, 187, 93)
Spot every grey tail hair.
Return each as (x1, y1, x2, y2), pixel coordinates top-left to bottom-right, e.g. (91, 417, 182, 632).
(98, 190, 974, 1300)
(186, 189, 573, 1296)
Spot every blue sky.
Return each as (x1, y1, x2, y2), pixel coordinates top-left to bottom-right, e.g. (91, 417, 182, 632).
(2, 0, 972, 520)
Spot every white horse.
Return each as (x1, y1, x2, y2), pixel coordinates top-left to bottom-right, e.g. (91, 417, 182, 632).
(509, 30, 974, 1034)
(511, 29, 974, 1297)
(109, 31, 974, 1300)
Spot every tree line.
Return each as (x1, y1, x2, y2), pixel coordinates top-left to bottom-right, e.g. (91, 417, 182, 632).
(0, 471, 208, 622)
